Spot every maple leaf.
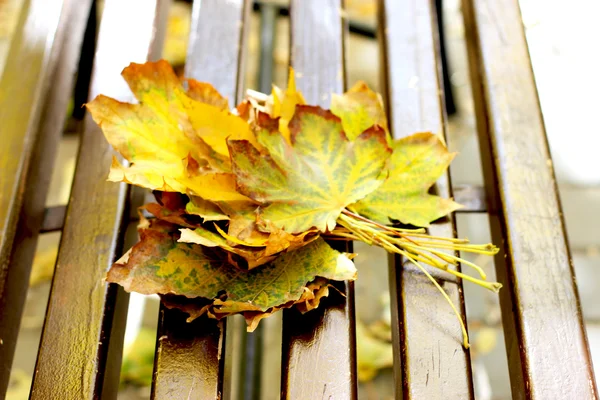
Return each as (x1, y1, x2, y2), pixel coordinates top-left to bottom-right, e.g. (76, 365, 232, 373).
(142, 203, 200, 229)
(185, 196, 229, 222)
(186, 80, 229, 110)
(107, 220, 356, 316)
(330, 81, 389, 141)
(144, 193, 227, 227)
(178, 224, 318, 269)
(349, 132, 462, 227)
(119, 61, 256, 156)
(85, 60, 254, 202)
(230, 105, 392, 234)
(271, 68, 306, 142)
(153, 191, 188, 210)
(226, 211, 269, 246)
(241, 277, 333, 331)
(160, 277, 335, 332)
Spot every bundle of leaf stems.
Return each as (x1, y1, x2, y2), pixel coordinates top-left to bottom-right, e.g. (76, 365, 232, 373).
(325, 209, 501, 348)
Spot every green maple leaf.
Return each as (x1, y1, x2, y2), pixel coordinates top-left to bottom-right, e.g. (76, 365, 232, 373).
(106, 220, 356, 313)
(229, 105, 392, 234)
(349, 132, 462, 227)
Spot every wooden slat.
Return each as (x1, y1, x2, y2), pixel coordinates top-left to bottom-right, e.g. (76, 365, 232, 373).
(0, 0, 65, 392)
(379, 0, 474, 397)
(0, 0, 62, 263)
(184, 0, 250, 104)
(462, 0, 598, 398)
(30, 1, 165, 398)
(0, 0, 91, 396)
(152, 306, 226, 399)
(281, 1, 357, 399)
(151, 1, 251, 399)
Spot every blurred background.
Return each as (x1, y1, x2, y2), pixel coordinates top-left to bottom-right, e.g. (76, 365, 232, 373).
(1, 0, 599, 399)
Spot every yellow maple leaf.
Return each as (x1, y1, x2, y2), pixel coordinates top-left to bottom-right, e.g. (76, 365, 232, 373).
(271, 68, 306, 143)
(330, 81, 389, 141)
(86, 60, 256, 202)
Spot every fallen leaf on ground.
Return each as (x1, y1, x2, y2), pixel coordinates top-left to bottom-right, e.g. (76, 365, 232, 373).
(356, 320, 394, 382)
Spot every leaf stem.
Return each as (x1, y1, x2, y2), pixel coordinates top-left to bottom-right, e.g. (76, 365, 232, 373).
(333, 208, 503, 348)
(402, 232, 472, 243)
(337, 211, 502, 291)
(401, 243, 488, 280)
(403, 252, 470, 349)
(341, 209, 417, 244)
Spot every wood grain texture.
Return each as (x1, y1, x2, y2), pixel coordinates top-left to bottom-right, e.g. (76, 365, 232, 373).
(151, 2, 251, 399)
(0, 0, 91, 396)
(30, 1, 165, 398)
(185, 0, 250, 105)
(0, 0, 62, 273)
(281, 2, 357, 399)
(462, 0, 598, 398)
(378, 0, 474, 398)
(0, 0, 64, 386)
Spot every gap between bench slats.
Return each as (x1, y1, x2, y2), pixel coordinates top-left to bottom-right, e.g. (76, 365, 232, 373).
(462, 0, 598, 397)
(30, 1, 166, 398)
(379, 0, 474, 398)
(280, 1, 358, 399)
(150, 1, 251, 399)
(0, 0, 90, 397)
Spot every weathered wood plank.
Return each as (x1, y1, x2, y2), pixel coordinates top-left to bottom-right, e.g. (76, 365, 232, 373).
(462, 0, 598, 398)
(151, 1, 251, 399)
(30, 1, 165, 398)
(379, 0, 474, 398)
(0, 0, 90, 396)
(281, 1, 357, 399)
(0, 1, 62, 264)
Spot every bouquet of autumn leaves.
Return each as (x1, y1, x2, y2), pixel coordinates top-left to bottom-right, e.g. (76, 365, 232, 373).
(87, 60, 501, 347)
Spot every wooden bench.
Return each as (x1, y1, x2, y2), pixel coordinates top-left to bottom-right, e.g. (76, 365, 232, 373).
(0, 0, 597, 398)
